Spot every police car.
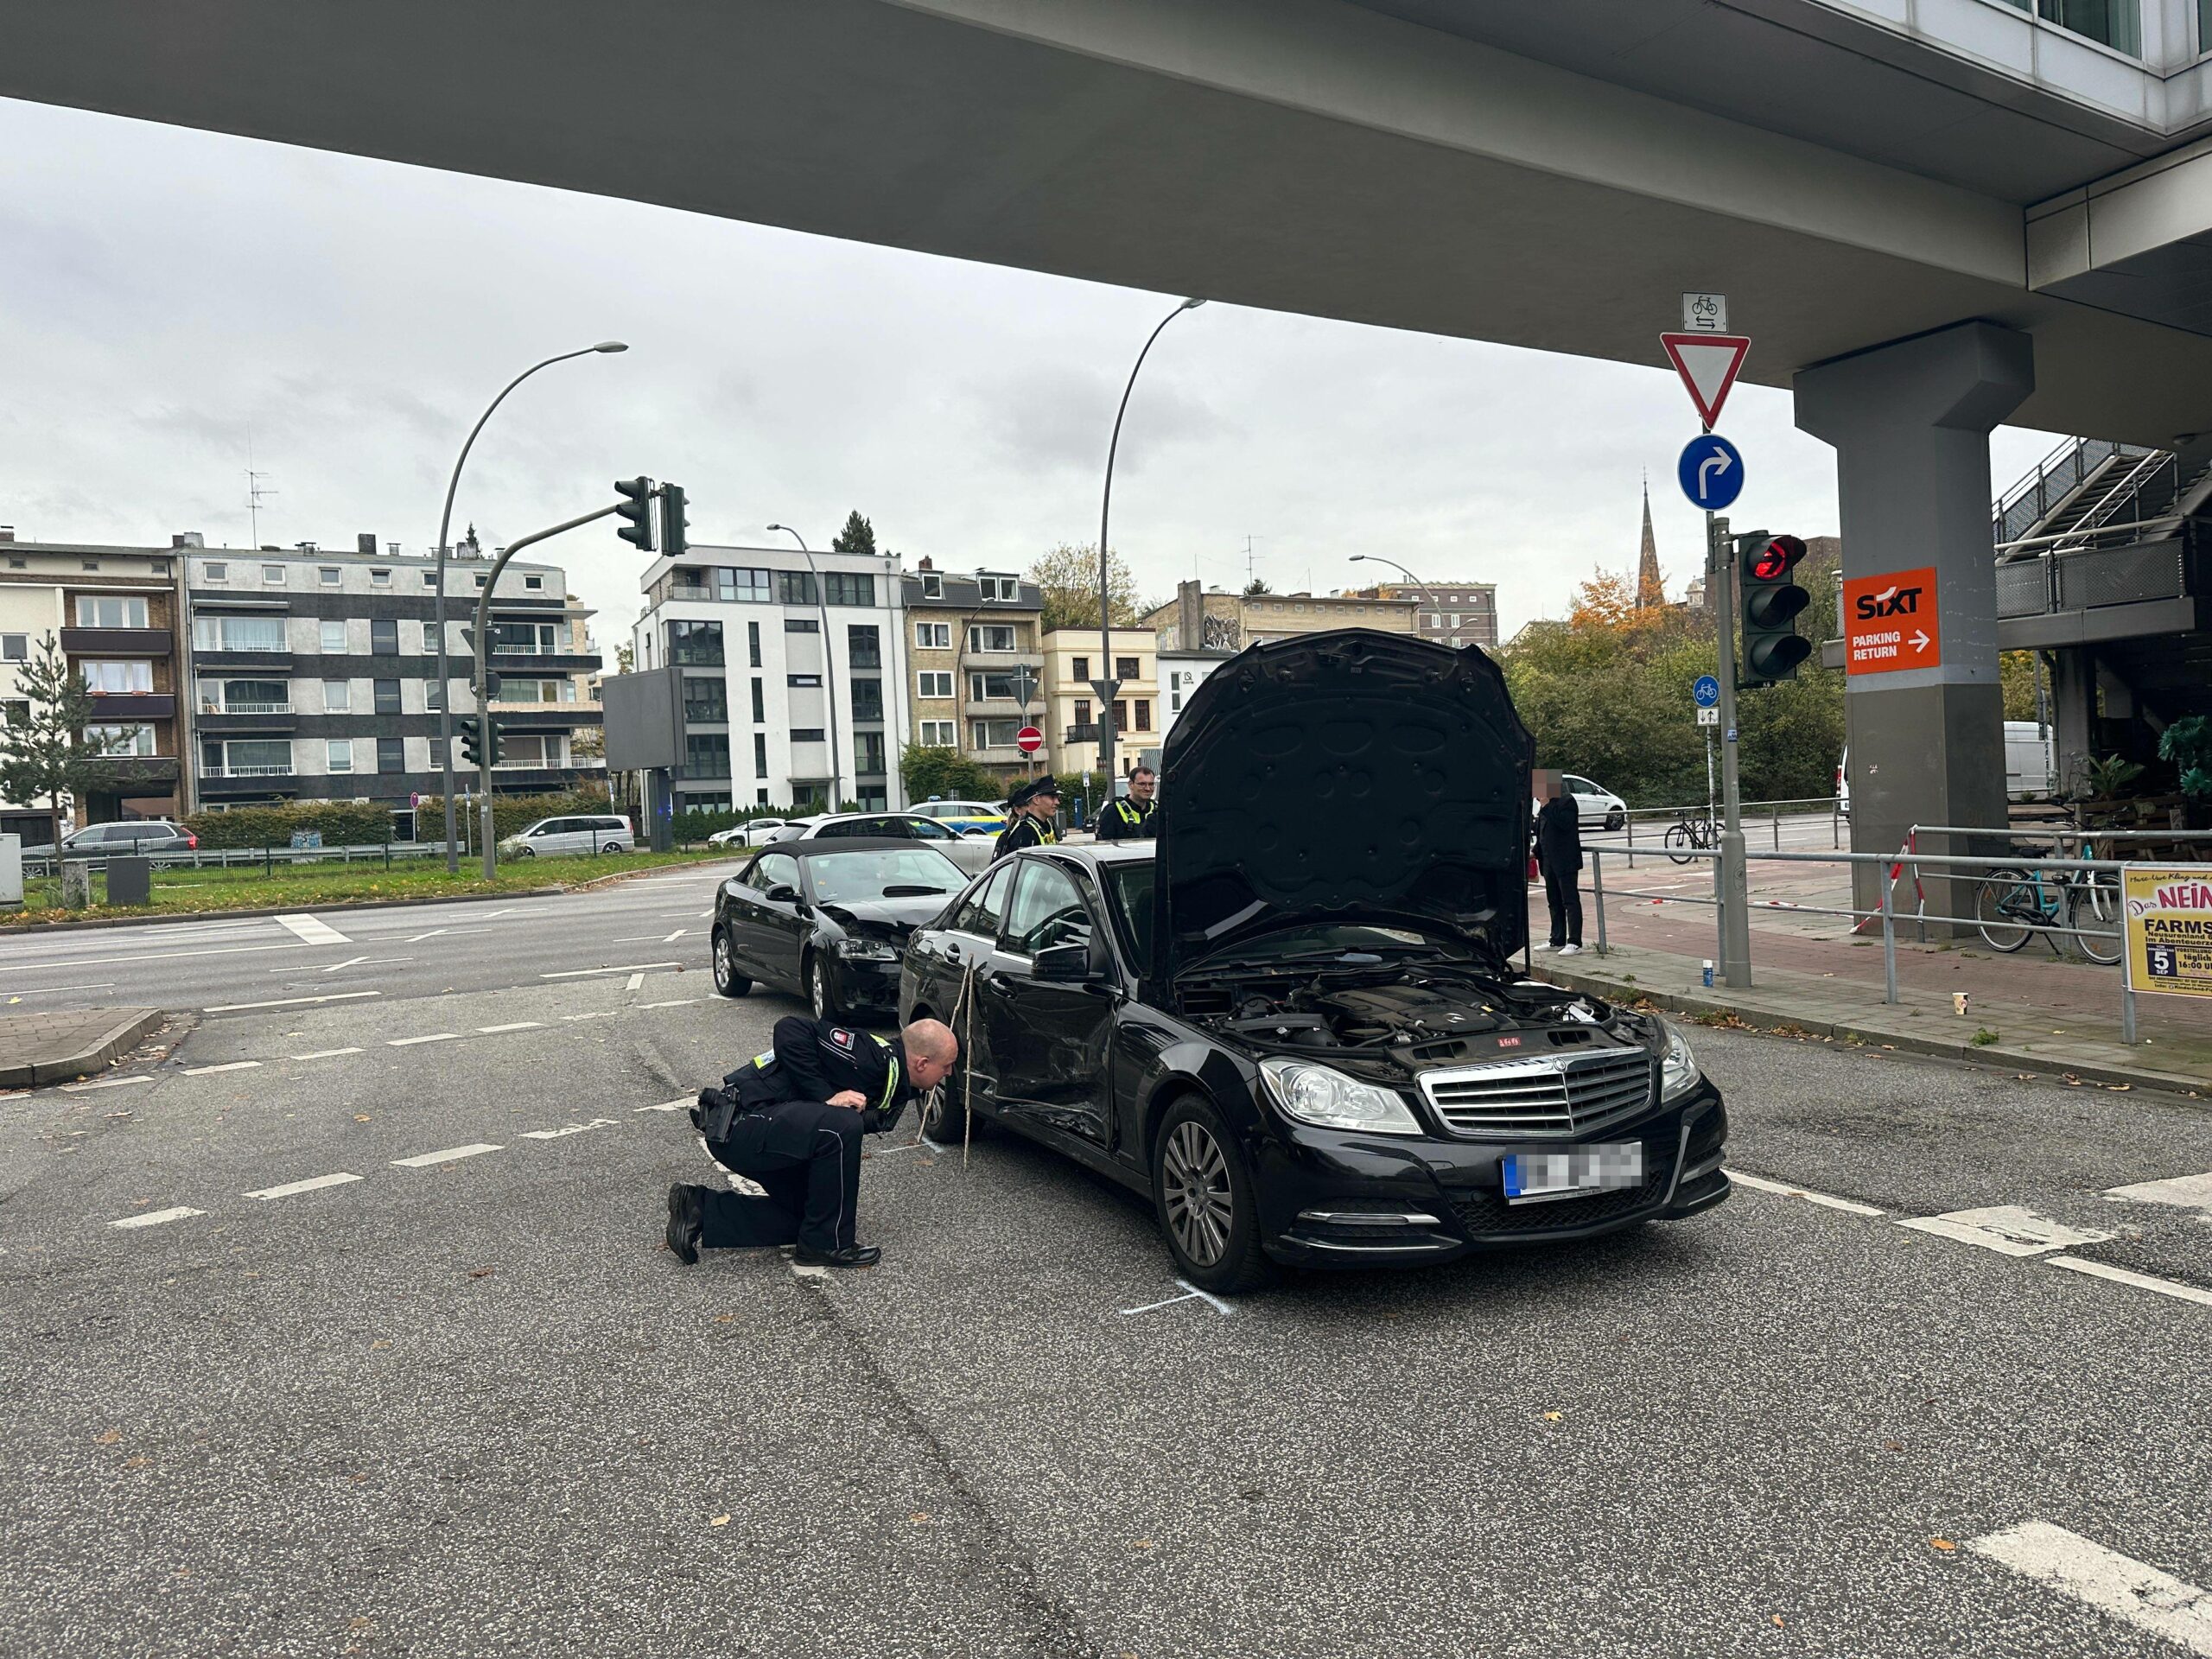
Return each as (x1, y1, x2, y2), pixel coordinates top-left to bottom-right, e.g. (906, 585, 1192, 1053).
(911, 798, 1007, 838)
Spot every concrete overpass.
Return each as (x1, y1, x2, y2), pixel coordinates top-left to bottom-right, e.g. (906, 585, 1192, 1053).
(8, 0, 2212, 897)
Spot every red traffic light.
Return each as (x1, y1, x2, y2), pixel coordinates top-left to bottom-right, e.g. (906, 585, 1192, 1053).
(1750, 534, 1807, 582)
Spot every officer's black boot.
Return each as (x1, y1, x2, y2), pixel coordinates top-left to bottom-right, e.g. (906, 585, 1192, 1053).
(665, 1185, 703, 1265)
(793, 1243, 882, 1269)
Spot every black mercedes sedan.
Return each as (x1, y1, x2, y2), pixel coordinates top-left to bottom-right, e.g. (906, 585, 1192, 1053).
(899, 629, 1729, 1293)
(710, 837, 970, 1020)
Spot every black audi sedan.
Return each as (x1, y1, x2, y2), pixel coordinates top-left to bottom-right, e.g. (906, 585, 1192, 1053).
(899, 629, 1729, 1293)
(710, 837, 970, 1020)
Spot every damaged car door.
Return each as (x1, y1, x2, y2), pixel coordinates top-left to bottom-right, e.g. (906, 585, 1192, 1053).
(981, 858, 1116, 1151)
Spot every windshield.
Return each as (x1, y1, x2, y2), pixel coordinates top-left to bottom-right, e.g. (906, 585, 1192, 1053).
(803, 847, 964, 904)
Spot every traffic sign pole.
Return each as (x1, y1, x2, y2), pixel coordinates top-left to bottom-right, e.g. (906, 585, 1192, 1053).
(1709, 513, 1751, 989)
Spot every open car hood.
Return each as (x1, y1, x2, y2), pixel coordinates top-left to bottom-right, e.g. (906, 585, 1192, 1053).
(1150, 629, 1533, 986)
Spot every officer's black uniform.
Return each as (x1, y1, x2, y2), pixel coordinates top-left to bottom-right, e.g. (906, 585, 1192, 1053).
(994, 781, 1060, 861)
(1095, 793, 1157, 842)
(675, 1015, 919, 1262)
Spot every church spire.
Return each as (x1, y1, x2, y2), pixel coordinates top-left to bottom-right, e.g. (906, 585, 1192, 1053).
(1636, 476, 1664, 608)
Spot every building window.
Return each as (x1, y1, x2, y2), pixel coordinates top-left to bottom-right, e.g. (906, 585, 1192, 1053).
(854, 731, 887, 776)
(1135, 698, 1152, 732)
(194, 614, 286, 652)
(791, 728, 826, 743)
(490, 620, 557, 655)
(968, 625, 1017, 653)
(1113, 700, 1128, 734)
(81, 660, 155, 694)
(777, 570, 817, 606)
(323, 679, 350, 713)
(1116, 657, 1139, 682)
(498, 732, 556, 768)
(1, 633, 27, 661)
(915, 621, 950, 650)
(920, 573, 943, 599)
(208, 737, 291, 777)
(683, 677, 728, 723)
(751, 678, 766, 723)
(747, 620, 763, 667)
(848, 625, 880, 670)
(423, 571, 438, 589)
(918, 719, 956, 747)
(718, 567, 772, 603)
(1074, 697, 1091, 728)
(204, 563, 227, 583)
(918, 671, 953, 699)
(320, 620, 348, 653)
(495, 677, 575, 704)
(262, 564, 286, 585)
(683, 733, 731, 780)
(371, 567, 391, 588)
(524, 575, 543, 591)
(74, 595, 150, 629)
(378, 736, 404, 773)
(371, 618, 399, 656)
(1072, 656, 1090, 682)
(319, 567, 341, 587)
(823, 572, 875, 607)
(373, 679, 401, 716)
(669, 620, 724, 666)
(969, 670, 1032, 702)
(785, 618, 820, 634)
(3, 699, 28, 725)
(969, 718, 1021, 749)
(978, 575, 1019, 601)
(787, 674, 823, 689)
(474, 574, 486, 589)
(86, 723, 156, 756)
(850, 678, 883, 721)
(753, 733, 769, 779)
(327, 738, 354, 773)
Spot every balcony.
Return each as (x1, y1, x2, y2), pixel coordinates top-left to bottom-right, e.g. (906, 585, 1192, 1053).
(84, 692, 176, 721)
(62, 626, 173, 657)
(199, 699, 292, 715)
(201, 764, 294, 779)
(83, 753, 180, 786)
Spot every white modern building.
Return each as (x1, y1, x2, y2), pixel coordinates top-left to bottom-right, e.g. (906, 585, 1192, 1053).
(632, 543, 908, 813)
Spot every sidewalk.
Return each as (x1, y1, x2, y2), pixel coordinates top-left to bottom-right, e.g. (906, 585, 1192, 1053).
(0, 1008, 167, 1090)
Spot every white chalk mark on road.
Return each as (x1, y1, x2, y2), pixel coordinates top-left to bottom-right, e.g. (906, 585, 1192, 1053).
(2104, 1170, 2212, 1213)
(60, 1076, 154, 1092)
(521, 1117, 617, 1140)
(625, 971, 645, 991)
(540, 962, 679, 980)
(1727, 1170, 1886, 1217)
(1121, 1281, 1236, 1319)
(1970, 1521, 2212, 1656)
(182, 1060, 262, 1077)
(1897, 1205, 2113, 1258)
(110, 1206, 203, 1230)
(276, 913, 351, 946)
(205, 990, 380, 1014)
(291, 1047, 363, 1060)
(387, 1033, 460, 1048)
(2046, 1255, 2212, 1308)
(245, 1172, 361, 1200)
(635, 1097, 691, 1113)
(391, 1143, 503, 1169)
(476, 1022, 543, 1034)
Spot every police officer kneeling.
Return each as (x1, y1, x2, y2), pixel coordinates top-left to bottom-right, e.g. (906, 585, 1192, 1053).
(667, 1014, 958, 1269)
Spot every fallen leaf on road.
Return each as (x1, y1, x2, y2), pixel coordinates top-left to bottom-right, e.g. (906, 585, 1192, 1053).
(131, 1198, 150, 1207)
(354, 1115, 372, 1122)
(1883, 1440, 1904, 1452)
(709, 1515, 731, 1528)
(2108, 1084, 2131, 1092)
(910, 1512, 931, 1524)
(467, 1268, 494, 1279)
(1542, 1411, 1563, 1422)
(1132, 1540, 1154, 1551)
(370, 1339, 391, 1351)
(1770, 1614, 1786, 1628)
(349, 1617, 373, 1631)
(713, 1313, 734, 1323)
(1929, 1538, 1957, 1552)
(124, 1456, 150, 1469)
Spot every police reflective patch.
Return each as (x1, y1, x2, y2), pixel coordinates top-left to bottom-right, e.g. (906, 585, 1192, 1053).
(830, 1028, 854, 1049)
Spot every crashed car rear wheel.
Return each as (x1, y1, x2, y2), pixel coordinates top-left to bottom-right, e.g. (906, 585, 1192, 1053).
(1152, 1096, 1273, 1295)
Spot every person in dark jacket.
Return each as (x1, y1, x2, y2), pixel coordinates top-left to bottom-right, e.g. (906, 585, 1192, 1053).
(1534, 791, 1584, 955)
(994, 777, 1059, 860)
(667, 1014, 958, 1268)
(1096, 765, 1159, 842)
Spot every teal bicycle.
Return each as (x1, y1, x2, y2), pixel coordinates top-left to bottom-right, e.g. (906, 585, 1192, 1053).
(1974, 853, 2121, 965)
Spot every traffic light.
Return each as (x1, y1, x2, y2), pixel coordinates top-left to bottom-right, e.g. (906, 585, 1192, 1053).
(458, 715, 503, 768)
(659, 482, 689, 559)
(1736, 531, 1812, 688)
(614, 476, 656, 553)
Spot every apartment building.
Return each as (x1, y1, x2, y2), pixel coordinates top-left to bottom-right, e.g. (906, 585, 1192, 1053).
(1142, 580, 1418, 651)
(0, 531, 188, 837)
(187, 537, 603, 809)
(632, 543, 906, 813)
(1357, 580, 1500, 649)
(901, 559, 1045, 789)
(1040, 626, 1158, 777)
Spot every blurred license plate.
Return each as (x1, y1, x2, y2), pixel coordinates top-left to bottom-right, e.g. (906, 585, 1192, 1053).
(1502, 1144, 1643, 1204)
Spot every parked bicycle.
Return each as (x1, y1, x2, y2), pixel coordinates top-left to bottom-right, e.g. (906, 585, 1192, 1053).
(1973, 849, 2121, 964)
(1664, 811, 1719, 865)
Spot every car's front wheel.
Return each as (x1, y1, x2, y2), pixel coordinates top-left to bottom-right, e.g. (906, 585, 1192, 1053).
(599, 841, 622, 855)
(1151, 1096, 1273, 1294)
(804, 953, 839, 1020)
(711, 927, 752, 998)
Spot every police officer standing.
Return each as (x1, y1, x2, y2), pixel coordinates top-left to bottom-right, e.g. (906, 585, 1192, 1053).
(1096, 764, 1159, 842)
(993, 777, 1059, 860)
(667, 1014, 959, 1268)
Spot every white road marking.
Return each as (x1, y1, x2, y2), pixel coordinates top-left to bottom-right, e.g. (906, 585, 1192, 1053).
(698, 909, 714, 919)
(1969, 1521, 2212, 1656)
(110, 1205, 203, 1230)
(276, 913, 351, 945)
(1897, 1205, 2113, 1258)
(204, 990, 380, 1014)
(635, 1097, 691, 1113)
(475, 1022, 543, 1034)
(291, 1046, 363, 1060)
(1726, 1170, 1886, 1217)
(60, 1076, 154, 1092)
(662, 929, 686, 943)
(320, 955, 412, 973)
(624, 971, 645, 990)
(404, 928, 449, 944)
(521, 1117, 617, 1140)
(539, 962, 680, 980)
(10, 982, 117, 996)
(1120, 1281, 1236, 1319)
(391, 1143, 503, 1169)
(560, 1011, 613, 1022)
(639, 999, 700, 1010)
(480, 907, 522, 919)
(386, 1033, 460, 1048)
(182, 1060, 262, 1077)
(611, 936, 665, 943)
(2046, 1255, 2212, 1308)
(2104, 1171, 2212, 1212)
(4, 940, 313, 976)
(320, 955, 367, 974)
(245, 1172, 361, 1200)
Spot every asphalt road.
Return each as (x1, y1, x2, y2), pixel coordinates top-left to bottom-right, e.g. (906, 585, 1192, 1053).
(4, 866, 2210, 1657)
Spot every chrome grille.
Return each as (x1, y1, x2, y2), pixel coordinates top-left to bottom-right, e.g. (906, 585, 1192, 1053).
(1416, 1046, 1655, 1139)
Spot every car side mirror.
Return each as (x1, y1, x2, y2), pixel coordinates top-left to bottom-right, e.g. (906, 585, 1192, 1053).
(1032, 941, 1100, 982)
(765, 884, 799, 904)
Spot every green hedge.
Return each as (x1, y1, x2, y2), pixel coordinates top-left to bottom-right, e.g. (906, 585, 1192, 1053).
(185, 786, 613, 849)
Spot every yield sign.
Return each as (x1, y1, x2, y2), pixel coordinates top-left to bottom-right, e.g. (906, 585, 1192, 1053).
(1659, 332, 1751, 429)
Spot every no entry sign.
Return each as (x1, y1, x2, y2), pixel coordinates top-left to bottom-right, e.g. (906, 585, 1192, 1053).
(1842, 567, 1942, 675)
(1016, 725, 1044, 753)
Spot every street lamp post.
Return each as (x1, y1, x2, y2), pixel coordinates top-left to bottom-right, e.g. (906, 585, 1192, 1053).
(1096, 296, 1205, 790)
(433, 341, 626, 870)
(766, 524, 843, 812)
(1349, 553, 1481, 647)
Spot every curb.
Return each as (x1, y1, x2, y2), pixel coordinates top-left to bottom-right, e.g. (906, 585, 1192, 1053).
(0, 1007, 167, 1090)
(1537, 963, 2209, 1099)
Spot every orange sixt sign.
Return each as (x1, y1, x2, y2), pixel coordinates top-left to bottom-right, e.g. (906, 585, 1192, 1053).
(1842, 567, 1942, 675)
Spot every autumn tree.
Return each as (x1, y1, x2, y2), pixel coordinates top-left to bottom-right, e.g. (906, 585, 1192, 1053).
(1029, 543, 1147, 632)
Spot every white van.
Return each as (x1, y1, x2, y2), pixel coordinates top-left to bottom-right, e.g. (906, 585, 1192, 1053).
(498, 812, 634, 858)
(1837, 724, 2051, 817)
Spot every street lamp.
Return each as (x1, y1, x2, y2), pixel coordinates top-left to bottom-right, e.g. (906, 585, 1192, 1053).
(1096, 296, 1205, 790)
(432, 340, 626, 870)
(766, 524, 843, 812)
(1350, 552, 1477, 646)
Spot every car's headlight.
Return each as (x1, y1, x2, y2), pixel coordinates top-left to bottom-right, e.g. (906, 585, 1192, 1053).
(832, 937, 898, 961)
(1658, 1021, 1702, 1102)
(1259, 1058, 1424, 1136)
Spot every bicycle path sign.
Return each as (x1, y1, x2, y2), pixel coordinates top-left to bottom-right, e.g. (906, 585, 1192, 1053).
(1693, 675, 1720, 709)
(2122, 866, 2212, 999)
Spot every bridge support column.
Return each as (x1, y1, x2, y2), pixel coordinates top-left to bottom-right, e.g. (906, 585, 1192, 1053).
(2049, 647, 2098, 798)
(1796, 322, 2033, 933)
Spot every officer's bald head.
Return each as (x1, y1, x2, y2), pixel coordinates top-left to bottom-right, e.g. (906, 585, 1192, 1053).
(902, 1019, 959, 1090)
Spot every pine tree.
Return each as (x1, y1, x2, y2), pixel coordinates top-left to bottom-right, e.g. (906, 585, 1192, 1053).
(831, 512, 877, 556)
(0, 632, 116, 845)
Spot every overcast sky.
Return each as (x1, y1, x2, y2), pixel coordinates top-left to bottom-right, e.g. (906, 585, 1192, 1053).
(0, 98, 2061, 650)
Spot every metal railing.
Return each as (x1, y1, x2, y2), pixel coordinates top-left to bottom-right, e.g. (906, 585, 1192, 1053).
(200, 764, 294, 778)
(1990, 435, 2149, 547)
(1607, 797, 1847, 852)
(21, 840, 455, 879)
(199, 700, 293, 715)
